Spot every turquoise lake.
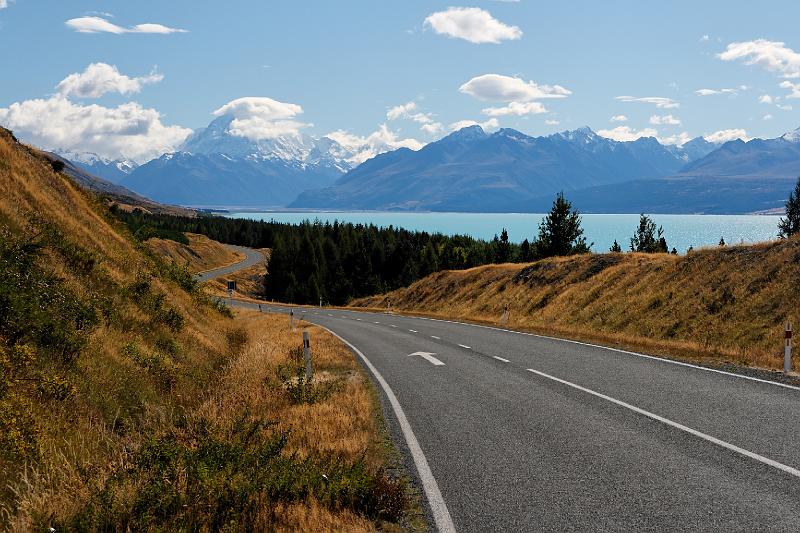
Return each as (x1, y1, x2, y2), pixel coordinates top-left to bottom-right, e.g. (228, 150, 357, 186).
(227, 212, 785, 254)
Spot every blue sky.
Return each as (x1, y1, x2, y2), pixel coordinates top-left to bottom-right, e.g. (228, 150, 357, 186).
(1, 1, 800, 161)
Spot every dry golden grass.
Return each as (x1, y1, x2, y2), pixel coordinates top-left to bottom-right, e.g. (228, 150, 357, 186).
(146, 232, 246, 274)
(353, 240, 800, 371)
(0, 128, 416, 530)
(205, 248, 269, 299)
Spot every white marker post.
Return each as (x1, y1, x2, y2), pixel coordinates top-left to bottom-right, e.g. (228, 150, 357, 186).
(303, 331, 313, 379)
(501, 303, 510, 325)
(785, 322, 793, 374)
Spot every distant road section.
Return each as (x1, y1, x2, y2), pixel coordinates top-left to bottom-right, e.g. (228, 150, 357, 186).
(193, 244, 264, 282)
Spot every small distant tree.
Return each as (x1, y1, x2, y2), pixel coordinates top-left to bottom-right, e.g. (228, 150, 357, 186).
(687, 245, 694, 253)
(534, 192, 591, 258)
(778, 176, 800, 238)
(630, 214, 668, 253)
(496, 228, 511, 263)
(670, 247, 678, 255)
(610, 240, 622, 253)
(718, 236, 726, 246)
(519, 238, 532, 262)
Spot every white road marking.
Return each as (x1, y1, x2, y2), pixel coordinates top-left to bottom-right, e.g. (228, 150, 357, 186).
(527, 368, 800, 480)
(318, 329, 455, 533)
(431, 335, 441, 340)
(391, 324, 398, 328)
(409, 329, 418, 333)
(327, 313, 333, 317)
(409, 351, 446, 366)
(405, 314, 800, 393)
(356, 318, 362, 321)
(374, 321, 380, 324)
(493, 356, 510, 363)
(458, 344, 471, 349)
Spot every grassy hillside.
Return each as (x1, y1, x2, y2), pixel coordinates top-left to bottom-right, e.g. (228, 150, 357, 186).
(146, 232, 245, 274)
(0, 128, 416, 530)
(353, 240, 800, 371)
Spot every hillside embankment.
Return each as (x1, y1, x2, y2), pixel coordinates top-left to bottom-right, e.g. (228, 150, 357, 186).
(352, 239, 800, 371)
(146, 232, 246, 274)
(0, 128, 416, 530)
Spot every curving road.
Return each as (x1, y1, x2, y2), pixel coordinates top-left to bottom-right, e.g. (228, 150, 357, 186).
(193, 244, 264, 282)
(216, 252, 800, 531)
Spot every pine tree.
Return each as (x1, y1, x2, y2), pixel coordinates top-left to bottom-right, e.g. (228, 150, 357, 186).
(630, 214, 668, 253)
(519, 238, 531, 262)
(496, 228, 511, 263)
(778, 176, 800, 238)
(534, 193, 591, 258)
(610, 240, 622, 253)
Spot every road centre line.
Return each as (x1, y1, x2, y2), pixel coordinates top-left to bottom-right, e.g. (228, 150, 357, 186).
(527, 368, 800, 480)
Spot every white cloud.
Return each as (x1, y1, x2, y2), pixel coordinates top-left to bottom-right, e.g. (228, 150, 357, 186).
(212, 97, 309, 140)
(704, 129, 748, 143)
(610, 115, 628, 123)
(615, 95, 679, 109)
(695, 88, 738, 96)
(763, 114, 774, 120)
(459, 74, 571, 102)
(0, 1, 7, 9)
(56, 63, 163, 99)
(481, 101, 547, 116)
(649, 114, 681, 126)
(420, 122, 445, 135)
(700, 34, 710, 42)
(659, 131, 692, 146)
(718, 39, 800, 78)
(448, 118, 500, 132)
(596, 126, 658, 142)
(759, 94, 775, 104)
(386, 101, 435, 124)
(544, 119, 560, 126)
(326, 124, 423, 165)
(777, 103, 794, 111)
(65, 16, 187, 34)
(779, 80, 800, 98)
(0, 96, 190, 163)
(423, 7, 522, 44)
(387, 102, 417, 120)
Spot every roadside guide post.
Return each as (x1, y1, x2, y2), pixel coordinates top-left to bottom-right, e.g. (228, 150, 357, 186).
(303, 331, 313, 380)
(501, 303, 510, 325)
(785, 322, 793, 374)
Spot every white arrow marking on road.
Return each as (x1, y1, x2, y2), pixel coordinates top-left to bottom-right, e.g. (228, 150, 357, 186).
(409, 351, 445, 366)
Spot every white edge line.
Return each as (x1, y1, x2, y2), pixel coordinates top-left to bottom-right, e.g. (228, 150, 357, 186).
(493, 356, 510, 363)
(318, 325, 456, 533)
(458, 344, 471, 349)
(527, 368, 800, 479)
(431, 335, 441, 340)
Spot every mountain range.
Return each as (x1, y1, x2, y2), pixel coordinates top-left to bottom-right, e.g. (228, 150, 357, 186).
(291, 126, 721, 211)
(62, 118, 800, 214)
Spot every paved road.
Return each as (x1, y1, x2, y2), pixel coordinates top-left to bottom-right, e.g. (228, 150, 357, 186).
(227, 300, 800, 532)
(193, 244, 264, 282)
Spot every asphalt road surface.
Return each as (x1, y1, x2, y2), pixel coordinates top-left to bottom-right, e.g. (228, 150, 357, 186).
(224, 300, 800, 532)
(193, 244, 264, 282)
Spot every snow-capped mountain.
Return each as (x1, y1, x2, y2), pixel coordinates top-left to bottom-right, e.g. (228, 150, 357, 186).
(55, 149, 139, 184)
(180, 115, 355, 173)
(116, 115, 358, 207)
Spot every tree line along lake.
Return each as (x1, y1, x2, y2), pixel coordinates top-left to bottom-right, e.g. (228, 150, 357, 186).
(225, 212, 784, 254)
